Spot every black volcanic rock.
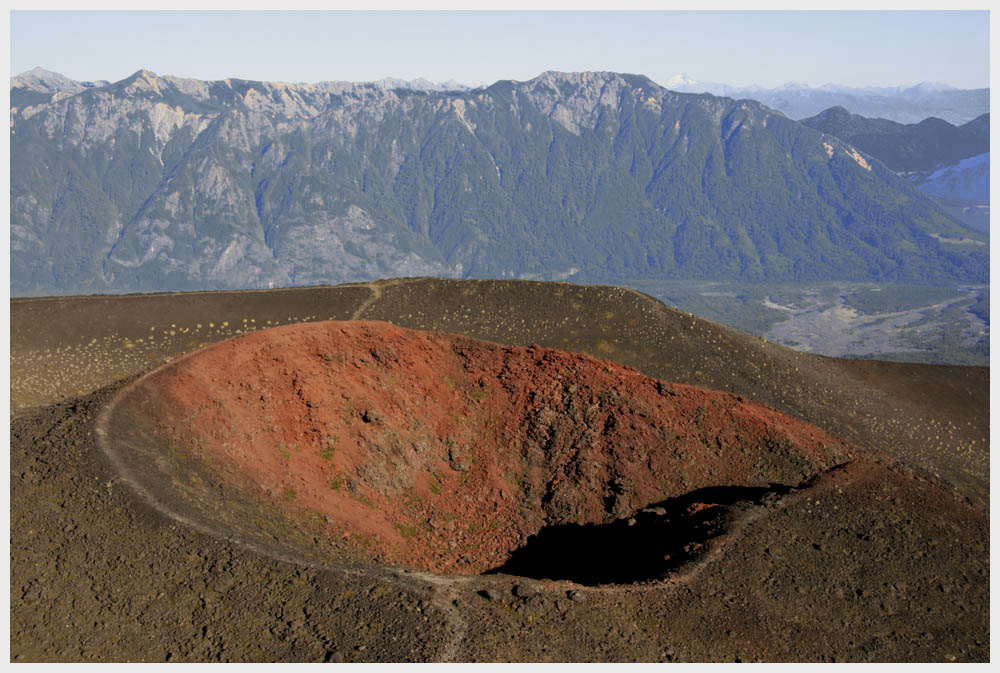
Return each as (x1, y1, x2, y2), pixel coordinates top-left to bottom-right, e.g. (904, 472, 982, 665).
(10, 69, 987, 296)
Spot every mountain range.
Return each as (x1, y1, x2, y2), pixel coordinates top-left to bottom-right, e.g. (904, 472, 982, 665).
(797, 105, 989, 234)
(10, 68, 988, 296)
(9, 67, 476, 109)
(800, 106, 988, 172)
(661, 75, 989, 125)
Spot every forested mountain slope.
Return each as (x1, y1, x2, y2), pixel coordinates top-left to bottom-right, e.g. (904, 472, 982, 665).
(801, 106, 989, 172)
(10, 69, 987, 295)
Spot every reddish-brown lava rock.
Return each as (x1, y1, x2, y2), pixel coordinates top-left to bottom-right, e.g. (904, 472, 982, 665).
(145, 320, 856, 576)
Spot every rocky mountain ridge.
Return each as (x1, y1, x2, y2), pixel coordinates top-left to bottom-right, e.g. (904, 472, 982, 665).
(10, 68, 987, 296)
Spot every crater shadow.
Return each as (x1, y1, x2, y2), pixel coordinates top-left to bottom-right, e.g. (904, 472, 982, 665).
(487, 484, 792, 586)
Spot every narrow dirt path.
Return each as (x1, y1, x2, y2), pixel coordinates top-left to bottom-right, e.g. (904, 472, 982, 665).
(350, 279, 402, 320)
(390, 570, 472, 661)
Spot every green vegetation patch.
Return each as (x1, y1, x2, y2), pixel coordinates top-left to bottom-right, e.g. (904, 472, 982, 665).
(393, 522, 417, 539)
(317, 438, 338, 461)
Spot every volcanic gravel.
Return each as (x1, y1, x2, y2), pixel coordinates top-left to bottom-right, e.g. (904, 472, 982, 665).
(10, 278, 989, 662)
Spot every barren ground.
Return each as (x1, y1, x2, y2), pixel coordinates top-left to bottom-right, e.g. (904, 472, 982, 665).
(10, 278, 989, 662)
(626, 280, 989, 365)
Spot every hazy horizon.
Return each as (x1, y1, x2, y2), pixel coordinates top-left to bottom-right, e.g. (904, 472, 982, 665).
(10, 10, 990, 90)
(10, 64, 992, 92)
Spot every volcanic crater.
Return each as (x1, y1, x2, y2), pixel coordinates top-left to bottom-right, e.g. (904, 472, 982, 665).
(102, 320, 858, 585)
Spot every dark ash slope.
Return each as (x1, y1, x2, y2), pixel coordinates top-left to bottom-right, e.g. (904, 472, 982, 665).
(10, 279, 988, 662)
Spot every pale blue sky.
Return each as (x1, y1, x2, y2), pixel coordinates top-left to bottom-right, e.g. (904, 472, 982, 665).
(10, 10, 991, 89)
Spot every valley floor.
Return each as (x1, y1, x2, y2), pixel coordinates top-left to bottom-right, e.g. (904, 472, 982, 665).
(627, 280, 990, 366)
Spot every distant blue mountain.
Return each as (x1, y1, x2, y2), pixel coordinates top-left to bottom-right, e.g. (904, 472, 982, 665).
(662, 75, 989, 125)
(910, 153, 990, 204)
(800, 107, 989, 172)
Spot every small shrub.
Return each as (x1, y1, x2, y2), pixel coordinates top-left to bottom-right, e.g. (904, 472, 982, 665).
(394, 523, 417, 539)
(351, 492, 377, 509)
(317, 440, 337, 461)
